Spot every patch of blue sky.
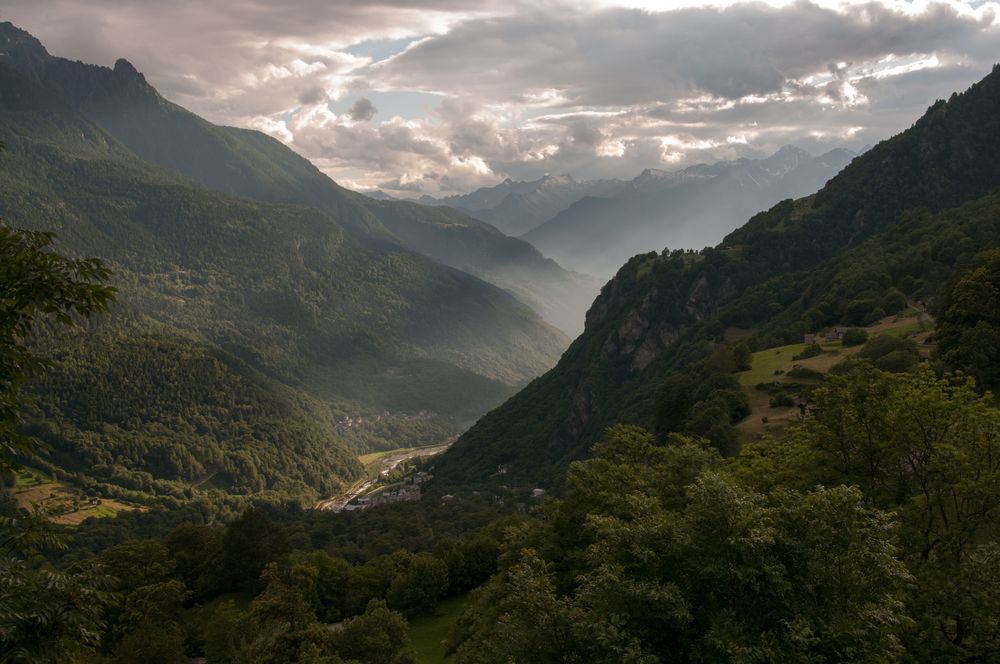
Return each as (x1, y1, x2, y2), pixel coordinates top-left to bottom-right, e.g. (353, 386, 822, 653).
(345, 37, 417, 62)
(329, 90, 443, 121)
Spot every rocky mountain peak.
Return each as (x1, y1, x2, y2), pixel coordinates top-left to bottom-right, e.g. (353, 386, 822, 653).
(112, 57, 151, 87)
(537, 174, 577, 189)
(0, 22, 52, 70)
(113, 58, 137, 75)
(772, 144, 811, 159)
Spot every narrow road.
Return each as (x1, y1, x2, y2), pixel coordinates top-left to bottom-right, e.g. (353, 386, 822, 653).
(376, 442, 451, 477)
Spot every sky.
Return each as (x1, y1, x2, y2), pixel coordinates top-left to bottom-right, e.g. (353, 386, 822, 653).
(3, 0, 1000, 196)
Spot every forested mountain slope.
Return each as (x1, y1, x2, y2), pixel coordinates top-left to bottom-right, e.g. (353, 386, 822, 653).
(364, 200, 601, 335)
(0, 53, 567, 502)
(435, 64, 1000, 488)
(0, 22, 594, 335)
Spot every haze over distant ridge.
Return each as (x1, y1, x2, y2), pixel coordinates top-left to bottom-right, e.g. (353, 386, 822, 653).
(416, 146, 856, 276)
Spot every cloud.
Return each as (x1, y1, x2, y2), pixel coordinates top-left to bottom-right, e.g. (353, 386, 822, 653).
(0, 0, 524, 117)
(3, 0, 999, 195)
(373, 2, 995, 105)
(298, 85, 328, 105)
(348, 97, 378, 121)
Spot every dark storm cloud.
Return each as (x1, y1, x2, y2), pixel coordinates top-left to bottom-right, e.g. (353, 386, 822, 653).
(348, 97, 378, 121)
(299, 86, 329, 105)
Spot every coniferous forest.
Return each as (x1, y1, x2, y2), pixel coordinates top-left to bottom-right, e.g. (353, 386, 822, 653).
(2, 11, 1000, 664)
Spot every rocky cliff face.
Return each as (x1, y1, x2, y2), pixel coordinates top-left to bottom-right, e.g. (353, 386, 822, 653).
(589, 258, 736, 374)
(0, 22, 51, 72)
(600, 290, 678, 373)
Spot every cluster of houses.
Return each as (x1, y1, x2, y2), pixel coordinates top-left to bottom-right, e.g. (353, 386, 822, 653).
(803, 327, 850, 345)
(345, 471, 434, 511)
(336, 466, 552, 513)
(354, 483, 421, 508)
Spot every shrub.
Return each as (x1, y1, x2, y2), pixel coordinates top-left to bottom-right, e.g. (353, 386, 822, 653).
(860, 334, 921, 373)
(732, 343, 753, 372)
(880, 289, 908, 315)
(786, 365, 824, 380)
(769, 394, 795, 408)
(842, 328, 869, 346)
(793, 344, 824, 361)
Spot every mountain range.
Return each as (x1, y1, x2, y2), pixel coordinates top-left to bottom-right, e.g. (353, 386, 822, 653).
(415, 147, 855, 276)
(415, 174, 623, 237)
(0, 23, 576, 501)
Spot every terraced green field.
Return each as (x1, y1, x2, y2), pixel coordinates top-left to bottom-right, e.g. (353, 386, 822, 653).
(736, 312, 935, 441)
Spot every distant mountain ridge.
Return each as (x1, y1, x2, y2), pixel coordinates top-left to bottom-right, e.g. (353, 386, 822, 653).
(414, 147, 854, 276)
(417, 174, 624, 237)
(523, 145, 857, 275)
(364, 190, 399, 201)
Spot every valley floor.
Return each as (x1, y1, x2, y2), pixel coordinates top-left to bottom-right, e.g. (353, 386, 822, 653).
(316, 440, 454, 512)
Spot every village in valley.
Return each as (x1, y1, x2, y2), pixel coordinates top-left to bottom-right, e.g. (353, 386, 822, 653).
(350, 470, 432, 510)
(316, 443, 552, 515)
(316, 441, 453, 513)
